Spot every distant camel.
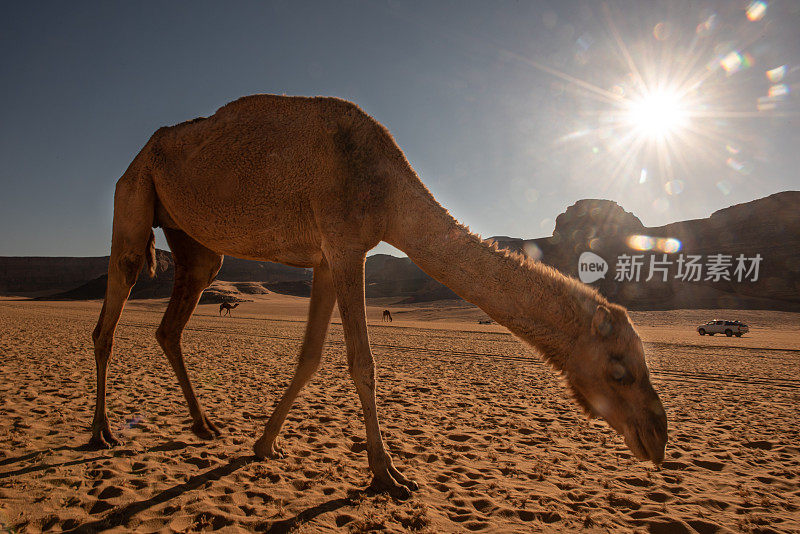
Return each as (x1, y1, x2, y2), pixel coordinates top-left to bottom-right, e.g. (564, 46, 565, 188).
(90, 94, 667, 498)
(382, 310, 392, 322)
(219, 302, 239, 316)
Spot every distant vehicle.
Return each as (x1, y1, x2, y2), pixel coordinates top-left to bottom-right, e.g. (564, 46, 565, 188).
(697, 320, 749, 337)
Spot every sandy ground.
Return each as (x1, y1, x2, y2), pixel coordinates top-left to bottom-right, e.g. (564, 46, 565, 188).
(0, 295, 798, 533)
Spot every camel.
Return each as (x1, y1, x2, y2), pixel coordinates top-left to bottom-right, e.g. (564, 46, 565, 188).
(90, 94, 667, 498)
(219, 302, 239, 316)
(382, 309, 392, 322)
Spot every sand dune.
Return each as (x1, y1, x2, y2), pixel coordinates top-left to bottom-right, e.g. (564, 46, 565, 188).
(1, 296, 798, 532)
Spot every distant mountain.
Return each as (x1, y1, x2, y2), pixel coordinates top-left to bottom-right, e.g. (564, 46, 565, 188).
(0, 256, 109, 295)
(365, 254, 458, 302)
(3, 191, 797, 310)
(0, 249, 311, 300)
(491, 191, 800, 311)
(33, 254, 450, 301)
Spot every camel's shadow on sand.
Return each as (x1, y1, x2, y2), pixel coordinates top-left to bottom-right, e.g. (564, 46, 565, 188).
(61, 454, 255, 533)
(0, 438, 208, 480)
(0, 444, 113, 479)
(9, 438, 369, 534)
(2, 437, 365, 532)
(61, 452, 361, 533)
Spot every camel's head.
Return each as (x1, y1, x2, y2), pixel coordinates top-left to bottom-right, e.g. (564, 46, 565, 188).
(561, 304, 667, 465)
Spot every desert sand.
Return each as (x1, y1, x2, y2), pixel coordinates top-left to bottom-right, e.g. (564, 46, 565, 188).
(0, 294, 798, 533)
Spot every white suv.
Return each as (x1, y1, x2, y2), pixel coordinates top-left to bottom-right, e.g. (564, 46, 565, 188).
(697, 320, 749, 337)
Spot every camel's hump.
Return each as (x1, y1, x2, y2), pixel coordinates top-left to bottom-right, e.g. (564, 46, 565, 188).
(159, 94, 366, 133)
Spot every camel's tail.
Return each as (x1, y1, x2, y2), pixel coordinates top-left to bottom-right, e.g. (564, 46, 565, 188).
(145, 229, 157, 278)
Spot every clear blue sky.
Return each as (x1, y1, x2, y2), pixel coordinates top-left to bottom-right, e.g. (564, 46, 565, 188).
(1, 1, 797, 257)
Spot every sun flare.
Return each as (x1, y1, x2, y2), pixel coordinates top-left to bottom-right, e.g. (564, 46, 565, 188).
(626, 89, 689, 139)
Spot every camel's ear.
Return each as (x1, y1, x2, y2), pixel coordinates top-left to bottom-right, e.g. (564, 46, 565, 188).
(591, 305, 613, 338)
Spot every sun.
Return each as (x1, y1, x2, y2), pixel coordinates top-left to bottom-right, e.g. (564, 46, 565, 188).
(625, 88, 689, 140)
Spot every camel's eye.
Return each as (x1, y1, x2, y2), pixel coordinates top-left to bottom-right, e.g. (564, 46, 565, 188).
(609, 361, 634, 385)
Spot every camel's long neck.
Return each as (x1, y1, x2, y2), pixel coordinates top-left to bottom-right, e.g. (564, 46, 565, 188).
(385, 180, 596, 339)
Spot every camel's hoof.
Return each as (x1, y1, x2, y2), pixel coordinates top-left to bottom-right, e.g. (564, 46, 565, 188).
(191, 415, 221, 440)
(88, 431, 120, 450)
(388, 465, 419, 491)
(368, 477, 413, 500)
(253, 439, 284, 460)
(401, 478, 420, 491)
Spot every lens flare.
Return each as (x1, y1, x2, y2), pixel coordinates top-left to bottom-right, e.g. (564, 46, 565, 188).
(757, 96, 777, 111)
(720, 51, 753, 75)
(523, 242, 543, 260)
(768, 84, 789, 98)
(696, 13, 716, 36)
(627, 235, 655, 251)
(746, 1, 767, 22)
(726, 157, 745, 172)
(653, 22, 670, 41)
(664, 180, 684, 195)
(627, 235, 681, 253)
(660, 238, 682, 253)
(766, 65, 786, 83)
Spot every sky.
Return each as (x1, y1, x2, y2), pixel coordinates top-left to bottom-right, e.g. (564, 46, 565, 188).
(0, 0, 797, 257)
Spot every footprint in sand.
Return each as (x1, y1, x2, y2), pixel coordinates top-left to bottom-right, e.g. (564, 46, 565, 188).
(245, 490, 274, 504)
(129, 478, 149, 490)
(471, 498, 496, 514)
(185, 456, 214, 469)
(618, 475, 653, 488)
(88, 500, 115, 514)
(646, 491, 671, 503)
(464, 520, 490, 531)
(97, 485, 124, 499)
(447, 508, 475, 523)
(607, 494, 641, 511)
(743, 440, 774, 451)
(192, 512, 233, 530)
(691, 459, 724, 471)
(643, 518, 694, 534)
(335, 514, 355, 527)
(350, 441, 367, 453)
(687, 518, 725, 534)
(660, 460, 689, 470)
(517, 509, 562, 523)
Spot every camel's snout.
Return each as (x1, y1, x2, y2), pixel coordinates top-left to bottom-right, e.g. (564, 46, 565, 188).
(622, 389, 668, 465)
(648, 390, 668, 465)
(647, 405, 668, 465)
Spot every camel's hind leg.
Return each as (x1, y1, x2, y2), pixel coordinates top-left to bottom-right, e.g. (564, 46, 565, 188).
(156, 228, 223, 439)
(254, 259, 336, 458)
(90, 176, 155, 449)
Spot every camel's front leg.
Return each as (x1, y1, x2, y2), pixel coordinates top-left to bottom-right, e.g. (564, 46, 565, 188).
(254, 261, 336, 458)
(326, 250, 418, 498)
